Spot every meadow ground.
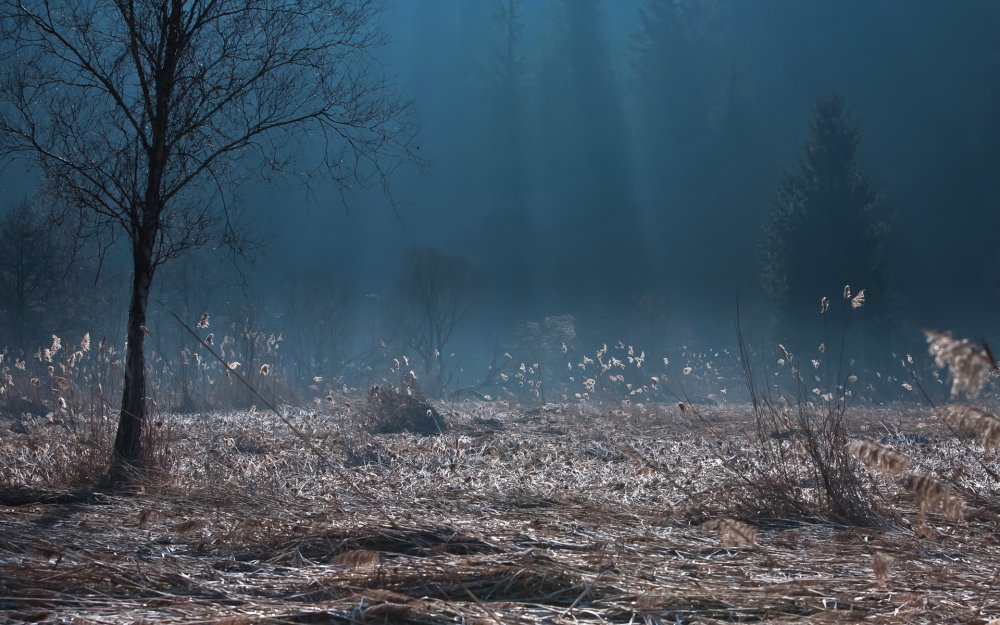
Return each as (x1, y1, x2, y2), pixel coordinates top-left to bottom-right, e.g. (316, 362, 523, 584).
(1, 402, 999, 624)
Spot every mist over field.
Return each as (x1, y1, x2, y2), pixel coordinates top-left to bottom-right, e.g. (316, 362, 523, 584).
(6, 4, 1000, 623)
(3, 0, 1000, 401)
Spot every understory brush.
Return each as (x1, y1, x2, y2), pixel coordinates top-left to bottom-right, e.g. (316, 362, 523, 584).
(364, 373, 446, 436)
(0, 333, 177, 489)
(722, 288, 999, 535)
(2, 301, 998, 546)
(1, 334, 121, 488)
(727, 300, 895, 526)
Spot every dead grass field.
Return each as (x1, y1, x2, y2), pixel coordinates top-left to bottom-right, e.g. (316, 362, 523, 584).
(2, 402, 999, 624)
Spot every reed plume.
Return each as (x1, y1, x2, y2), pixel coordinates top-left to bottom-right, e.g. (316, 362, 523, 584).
(926, 330, 993, 398)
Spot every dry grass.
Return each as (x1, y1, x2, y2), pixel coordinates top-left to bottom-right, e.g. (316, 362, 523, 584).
(901, 472, 965, 520)
(731, 320, 894, 527)
(934, 404, 1000, 450)
(846, 440, 908, 475)
(2, 402, 1000, 624)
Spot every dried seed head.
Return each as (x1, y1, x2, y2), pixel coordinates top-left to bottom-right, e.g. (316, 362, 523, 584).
(926, 330, 992, 399)
(846, 440, 907, 475)
(720, 519, 757, 547)
(851, 289, 866, 309)
(934, 405, 1000, 450)
(902, 472, 964, 520)
(702, 518, 757, 547)
(332, 549, 380, 571)
(196, 313, 210, 329)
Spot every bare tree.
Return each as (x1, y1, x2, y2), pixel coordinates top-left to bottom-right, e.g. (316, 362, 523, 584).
(486, 0, 528, 94)
(395, 247, 475, 397)
(0, 1, 419, 483)
(280, 277, 354, 384)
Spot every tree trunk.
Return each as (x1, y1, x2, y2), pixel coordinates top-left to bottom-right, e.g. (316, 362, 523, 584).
(108, 242, 155, 485)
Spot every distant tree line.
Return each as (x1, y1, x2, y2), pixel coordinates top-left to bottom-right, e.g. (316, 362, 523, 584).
(454, 0, 893, 350)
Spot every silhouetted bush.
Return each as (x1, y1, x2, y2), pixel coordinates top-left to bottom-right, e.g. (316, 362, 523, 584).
(365, 375, 446, 435)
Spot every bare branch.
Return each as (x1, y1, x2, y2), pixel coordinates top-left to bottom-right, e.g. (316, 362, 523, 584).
(0, 0, 420, 258)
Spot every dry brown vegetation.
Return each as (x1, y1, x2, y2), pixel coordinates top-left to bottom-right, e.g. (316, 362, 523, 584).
(3, 399, 1000, 624)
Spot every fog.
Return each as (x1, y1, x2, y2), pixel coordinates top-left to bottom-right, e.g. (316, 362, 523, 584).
(3, 0, 1000, 403)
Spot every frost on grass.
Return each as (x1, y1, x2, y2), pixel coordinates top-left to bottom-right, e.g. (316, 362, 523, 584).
(1, 404, 998, 624)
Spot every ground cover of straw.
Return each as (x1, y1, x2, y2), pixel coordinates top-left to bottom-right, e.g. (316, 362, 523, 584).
(2, 403, 999, 624)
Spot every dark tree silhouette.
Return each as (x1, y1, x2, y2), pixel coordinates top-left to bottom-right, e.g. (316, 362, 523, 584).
(759, 95, 891, 337)
(280, 277, 354, 384)
(395, 247, 475, 397)
(0, 1, 419, 483)
(479, 0, 536, 296)
(541, 0, 628, 191)
(0, 201, 65, 351)
(487, 0, 528, 91)
(485, 0, 528, 193)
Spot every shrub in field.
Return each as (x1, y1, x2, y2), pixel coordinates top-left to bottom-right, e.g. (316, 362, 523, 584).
(727, 293, 895, 526)
(365, 374, 446, 435)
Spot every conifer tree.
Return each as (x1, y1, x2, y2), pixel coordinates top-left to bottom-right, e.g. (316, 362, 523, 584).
(760, 95, 891, 338)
